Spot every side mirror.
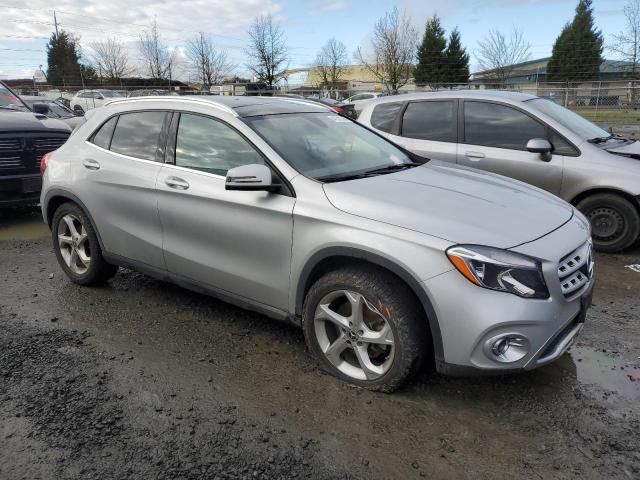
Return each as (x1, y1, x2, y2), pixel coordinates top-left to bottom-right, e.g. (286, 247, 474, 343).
(32, 103, 50, 115)
(225, 164, 279, 192)
(526, 138, 553, 162)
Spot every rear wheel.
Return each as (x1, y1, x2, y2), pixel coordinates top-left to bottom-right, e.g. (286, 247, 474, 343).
(302, 265, 430, 392)
(577, 193, 640, 252)
(52, 202, 118, 285)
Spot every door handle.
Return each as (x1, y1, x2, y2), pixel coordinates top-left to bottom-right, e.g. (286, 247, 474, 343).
(83, 159, 100, 170)
(465, 151, 485, 160)
(165, 176, 190, 190)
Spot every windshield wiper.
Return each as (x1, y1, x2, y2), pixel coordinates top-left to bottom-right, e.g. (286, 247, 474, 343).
(588, 134, 614, 144)
(362, 162, 420, 176)
(0, 105, 17, 110)
(317, 172, 372, 183)
(318, 162, 419, 183)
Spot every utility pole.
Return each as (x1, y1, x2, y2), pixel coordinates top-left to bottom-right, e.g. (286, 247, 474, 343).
(53, 11, 59, 39)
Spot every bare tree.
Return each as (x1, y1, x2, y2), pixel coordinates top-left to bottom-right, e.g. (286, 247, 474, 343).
(354, 6, 418, 94)
(609, 0, 640, 79)
(90, 37, 133, 79)
(186, 33, 236, 90)
(315, 38, 348, 96)
(139, 19, 175, 80)
(246, 15, 289, 86)
(475, 27, 531, 84)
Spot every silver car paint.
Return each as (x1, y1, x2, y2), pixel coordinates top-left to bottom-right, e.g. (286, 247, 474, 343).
(358, 91, 640, 203)
(41, 96, 592, 373)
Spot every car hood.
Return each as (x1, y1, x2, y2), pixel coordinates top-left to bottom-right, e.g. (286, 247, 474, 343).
(0, 110, 71, 133)
(323, 161, 574, 249)
(603, 139, 640, 159)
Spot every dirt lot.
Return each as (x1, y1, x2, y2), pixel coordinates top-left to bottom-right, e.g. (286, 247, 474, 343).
(1, 207, 639, 480)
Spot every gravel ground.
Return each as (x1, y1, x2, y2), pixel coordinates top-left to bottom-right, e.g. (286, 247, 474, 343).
(0, 208, 639, 480)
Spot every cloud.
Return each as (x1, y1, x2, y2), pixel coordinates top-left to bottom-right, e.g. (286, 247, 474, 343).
(305, 0, 350, 13)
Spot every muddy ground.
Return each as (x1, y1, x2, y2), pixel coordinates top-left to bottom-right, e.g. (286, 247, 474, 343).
(0, 207, 639, 480)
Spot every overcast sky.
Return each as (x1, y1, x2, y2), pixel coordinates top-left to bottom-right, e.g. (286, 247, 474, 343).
(0, 0, 627, 81)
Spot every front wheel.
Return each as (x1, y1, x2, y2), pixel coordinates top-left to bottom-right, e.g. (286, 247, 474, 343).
(577, 193, 640, 253)
(302, 265, 430, 392)
(52, 202, 118, 285)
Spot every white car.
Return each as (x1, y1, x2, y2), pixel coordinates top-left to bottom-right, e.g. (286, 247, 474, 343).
(70, 90, 124, 114)
(343, 92, 384, 117)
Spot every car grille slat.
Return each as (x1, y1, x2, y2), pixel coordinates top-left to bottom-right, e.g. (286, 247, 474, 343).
(558, 242, 594, 298)
(0, 138, 24, 169)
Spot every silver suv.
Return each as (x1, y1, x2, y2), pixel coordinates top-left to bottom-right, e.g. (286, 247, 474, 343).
(41, 96, 594, 391)
(359, 91, 640, 252)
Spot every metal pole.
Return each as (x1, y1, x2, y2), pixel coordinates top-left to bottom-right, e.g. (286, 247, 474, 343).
(594, 80, 601, 122)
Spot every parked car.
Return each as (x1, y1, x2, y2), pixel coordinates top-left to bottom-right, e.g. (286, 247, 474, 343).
(343, 92, 384, 116)
(359, 91, 640, 252)
(21, 96, 85, 130)
(0, 81, 70, 207)
(41, 96, 593, 391)
(312, 97, 357, 119)
(128, 89, 179, 97)
(70, 89, 125, 114)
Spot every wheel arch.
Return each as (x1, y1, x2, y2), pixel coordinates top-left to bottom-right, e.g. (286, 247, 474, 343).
(43, 188, 106, 251)
(570, 187, 640, 213)
(295, 247, 444, 363)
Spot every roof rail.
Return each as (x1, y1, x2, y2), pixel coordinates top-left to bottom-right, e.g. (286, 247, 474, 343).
(104, 96, 237, 116)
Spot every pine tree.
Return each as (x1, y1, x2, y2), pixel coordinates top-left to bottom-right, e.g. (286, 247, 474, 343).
(547, 0, 603, 82)
(414, 15, 447, 87)
(46, 30, 86, 87)
(444, 28, 469, 85)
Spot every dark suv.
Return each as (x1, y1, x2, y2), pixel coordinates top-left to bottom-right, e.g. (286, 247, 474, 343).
(0, 81, 71, 207)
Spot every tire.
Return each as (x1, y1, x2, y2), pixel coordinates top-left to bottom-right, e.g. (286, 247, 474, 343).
(302, 264, 430, 392)
(576, 193, 640, 253)
(51, 202, 118, 285)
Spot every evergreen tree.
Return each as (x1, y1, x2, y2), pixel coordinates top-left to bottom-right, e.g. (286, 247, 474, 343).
(547, 0, 603, 82)
(414, 15, 447, 87)
(46, 30, 86, 87)
(444, 28, 469, 85)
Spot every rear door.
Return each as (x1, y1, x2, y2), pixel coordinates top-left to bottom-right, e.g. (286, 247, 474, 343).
(79, 110, 167, 268)
(156, 112, 295, 311)
(458, 100, 563, 194)
(385, 99, 458, 163)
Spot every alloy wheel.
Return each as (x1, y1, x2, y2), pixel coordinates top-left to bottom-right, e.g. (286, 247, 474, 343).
(57, 214, 91, 275)
(313, 290, 395, 381)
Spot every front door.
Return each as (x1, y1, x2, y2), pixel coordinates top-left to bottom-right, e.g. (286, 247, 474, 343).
(457, 100, 563, 195)
(157, 112, 295, 311)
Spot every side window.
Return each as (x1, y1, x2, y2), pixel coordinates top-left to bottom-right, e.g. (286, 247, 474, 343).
(371, 102, 403, 133)
(110, 111, 166, 161)
(175, 113, 264, 176)
(550, 131, 578, 156)
(464, 101, 546, 150)
(401, 101, 456, 142)
(91, 116, 118, 149)
(351, 94, 364, 101)
(79, 92, 90, 98)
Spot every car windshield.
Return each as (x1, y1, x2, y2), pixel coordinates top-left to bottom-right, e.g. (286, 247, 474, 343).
(24, 99, 74, 118)
(0, 84, 28, 110)
(247, 112, 413, 181)
(100, 91, 124, 98)
(527, 98, 610, 141)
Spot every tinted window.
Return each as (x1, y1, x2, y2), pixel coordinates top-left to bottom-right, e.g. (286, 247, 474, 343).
(175, 114, 264, 176)
(464, 102, 546, 150)
(550, 131, 578, 156)
(91, 116, 118, 149)
(402, 101, 456, 142)
(110, 111, 165, 161)
(371, 102, 403, 133)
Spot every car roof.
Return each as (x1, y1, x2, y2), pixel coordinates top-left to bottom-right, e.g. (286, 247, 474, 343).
(369, 90, 538, 105)
(21, 96, 55, 102)
(106, 95, 332, 117)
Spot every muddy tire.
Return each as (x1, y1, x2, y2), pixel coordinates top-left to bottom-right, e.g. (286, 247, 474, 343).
(52, 202, 118, 285)
(577, 193, 640, 253)
(302, 265, 430, 392)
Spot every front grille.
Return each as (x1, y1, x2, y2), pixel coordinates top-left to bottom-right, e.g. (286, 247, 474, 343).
(33, 137, 67, 168)
(558, 241, 594, 297)
(0, 138, 23, 169)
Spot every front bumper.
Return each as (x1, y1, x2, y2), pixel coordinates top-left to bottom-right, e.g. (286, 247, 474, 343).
(427, 215, 593, 375)
(0, 174, 42, 207)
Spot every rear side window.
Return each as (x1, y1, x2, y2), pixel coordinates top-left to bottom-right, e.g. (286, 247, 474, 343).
(91, 116, 117, 149)
(401, 101, 456, 142)
(109, 111, 166, 161)
(464, 101, 546, 150)
(371, 102, 403, 133)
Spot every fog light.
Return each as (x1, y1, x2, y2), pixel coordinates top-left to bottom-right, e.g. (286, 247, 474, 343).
(486, 334, 529, 363)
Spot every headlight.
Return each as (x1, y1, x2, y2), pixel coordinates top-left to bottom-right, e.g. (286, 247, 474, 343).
(446, 245, 549, 299)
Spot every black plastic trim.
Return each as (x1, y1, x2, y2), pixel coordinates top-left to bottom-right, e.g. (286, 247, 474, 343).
(295, 247, 445, 362)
